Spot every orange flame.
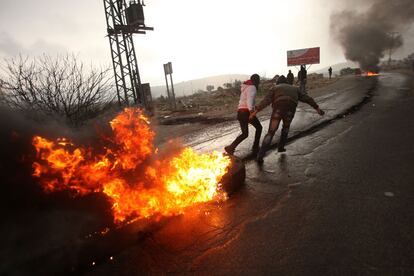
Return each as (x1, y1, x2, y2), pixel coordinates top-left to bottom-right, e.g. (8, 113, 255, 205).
(366, 71, 379, 77)
(32, 108, 230, 223)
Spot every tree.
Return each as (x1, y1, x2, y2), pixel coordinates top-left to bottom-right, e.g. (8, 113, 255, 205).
(158, 95, 166, 102)
(223, 83, 232, 89)
(0, 84, 5, 106)
(206, 85, 214, 92)
(233, 79, 242, 90)
(0, 54, 115, 126)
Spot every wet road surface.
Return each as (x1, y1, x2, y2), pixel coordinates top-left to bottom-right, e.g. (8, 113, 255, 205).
(186, 76, 374, 157)
(88, 72, 414, 275)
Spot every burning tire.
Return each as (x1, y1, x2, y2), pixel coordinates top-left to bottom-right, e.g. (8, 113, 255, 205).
(220, 156, 246, 195)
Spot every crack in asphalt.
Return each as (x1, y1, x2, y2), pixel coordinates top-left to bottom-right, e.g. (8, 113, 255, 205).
(289, 124, 355, 158)
(188, 195, 290, 272)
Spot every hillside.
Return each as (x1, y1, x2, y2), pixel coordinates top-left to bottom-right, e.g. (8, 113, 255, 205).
(150, 74, 250, 98)
(313, 61, 359, 76)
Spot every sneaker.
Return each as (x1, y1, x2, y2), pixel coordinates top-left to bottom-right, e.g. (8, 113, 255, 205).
(224, 146, 234, 155)
(277, 147, 286, 153)
(256, 147, 266, 163)
(251, 147, 259, 156)
(256, 150, 265, 163)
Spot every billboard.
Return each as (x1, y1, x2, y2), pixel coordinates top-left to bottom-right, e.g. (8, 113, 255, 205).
(287, 47, 320, 66)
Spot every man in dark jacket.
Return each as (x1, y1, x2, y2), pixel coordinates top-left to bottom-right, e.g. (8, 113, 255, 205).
(250, 75, 324, 163)
(297, 65, 307, 93)
(287, 70, 294, 85)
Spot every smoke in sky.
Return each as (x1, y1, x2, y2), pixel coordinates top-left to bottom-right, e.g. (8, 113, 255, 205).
(330, 0, 414, 71)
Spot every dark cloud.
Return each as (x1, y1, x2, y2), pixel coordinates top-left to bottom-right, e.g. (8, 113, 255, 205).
(330, 0, 414, 71)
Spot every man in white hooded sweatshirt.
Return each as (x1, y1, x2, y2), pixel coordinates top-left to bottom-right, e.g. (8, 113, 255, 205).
(225, 74, 262, 155)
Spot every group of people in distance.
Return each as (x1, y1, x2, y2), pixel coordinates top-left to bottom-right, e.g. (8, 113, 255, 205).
(224, 65, 325, 163)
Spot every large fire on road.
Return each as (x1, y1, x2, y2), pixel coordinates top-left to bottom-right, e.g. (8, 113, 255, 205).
(32, 108, 230, 223)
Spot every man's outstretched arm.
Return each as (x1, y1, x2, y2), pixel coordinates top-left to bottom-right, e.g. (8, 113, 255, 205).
(299, 93, 325, 115)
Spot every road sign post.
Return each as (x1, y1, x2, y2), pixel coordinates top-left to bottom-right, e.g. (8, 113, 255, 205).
(163, 62, 176, 110)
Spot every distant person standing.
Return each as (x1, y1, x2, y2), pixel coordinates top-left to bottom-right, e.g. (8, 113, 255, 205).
(297, 65, 307, 93)
(287, 70, 294, 85)
(328, 66, 333, 79)
(225, 74, 262, 155)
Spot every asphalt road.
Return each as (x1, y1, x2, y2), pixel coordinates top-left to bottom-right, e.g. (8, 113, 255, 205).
(88, 72, 414, 275)
(186, 75, 373, 157)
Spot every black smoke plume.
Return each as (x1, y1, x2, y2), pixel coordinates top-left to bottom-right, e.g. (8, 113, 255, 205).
(330, 0, 414, 71)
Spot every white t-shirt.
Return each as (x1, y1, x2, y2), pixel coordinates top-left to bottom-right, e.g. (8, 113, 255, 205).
(238, 83, 256, 111)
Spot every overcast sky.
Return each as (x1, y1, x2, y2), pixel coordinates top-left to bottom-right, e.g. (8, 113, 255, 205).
(1, 0, 413, 86)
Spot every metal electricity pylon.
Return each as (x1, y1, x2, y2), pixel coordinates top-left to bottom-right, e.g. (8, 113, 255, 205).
(103, 0, 153, 108)
(388, 31, 400, 66)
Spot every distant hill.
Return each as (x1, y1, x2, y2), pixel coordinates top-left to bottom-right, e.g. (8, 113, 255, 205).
(150, 74, 250, 98)
(312, 61, 359, 76)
